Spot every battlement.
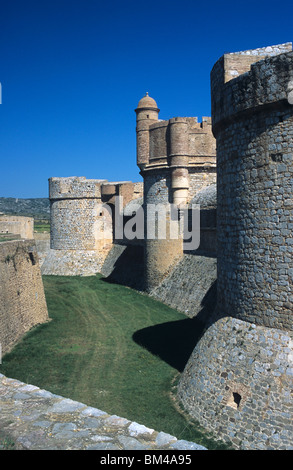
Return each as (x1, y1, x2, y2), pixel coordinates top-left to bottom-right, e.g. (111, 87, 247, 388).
(135, 94, 216, 171)
(141, 115, 216, 170)
(212, 42, 292, 86)
(49, 177, 107, 200)
(211, 43, 293, 132)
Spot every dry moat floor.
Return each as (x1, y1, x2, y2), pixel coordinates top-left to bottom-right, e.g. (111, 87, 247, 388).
(0, 274, 229, 450)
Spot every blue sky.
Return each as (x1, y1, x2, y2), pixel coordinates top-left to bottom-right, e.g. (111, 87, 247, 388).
(0, 0, 292, 198)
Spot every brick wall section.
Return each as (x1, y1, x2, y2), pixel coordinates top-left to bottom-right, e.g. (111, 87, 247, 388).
(0, 240, 49, 355)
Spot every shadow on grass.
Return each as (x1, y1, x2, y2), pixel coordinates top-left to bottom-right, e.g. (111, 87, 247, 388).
(133, 317, 206, 372)
(133, 281, 217, 372)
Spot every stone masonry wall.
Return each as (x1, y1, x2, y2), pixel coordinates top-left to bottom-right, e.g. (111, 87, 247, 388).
(0, 215, 34, 240)
(178, 44, 293, 450)
(44, 176, 144, 277)
(216, 105, 293, 330)
(0, 240, 49, 355)
(178, 315, 293, 450)
(212, 49, 293, 330)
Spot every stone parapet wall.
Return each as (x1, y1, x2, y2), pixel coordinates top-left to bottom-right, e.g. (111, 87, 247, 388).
(146, 116, 216, 167)
(0, 215, 34, 240)
(211, 45, 293, 131)
(0, 240, 49, 355)
(0, 374, 206, 451)
(49, 176, 106, 200)
(178, 316, 293, 450)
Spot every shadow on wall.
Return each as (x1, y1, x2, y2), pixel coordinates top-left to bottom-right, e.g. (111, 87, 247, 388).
(102, 245, 145, 291)
(132, 281, 217, 372)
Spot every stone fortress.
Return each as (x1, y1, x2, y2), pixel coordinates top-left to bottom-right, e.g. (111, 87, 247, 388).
(1, 41, 293, 450)
(178, 41, 293, 450)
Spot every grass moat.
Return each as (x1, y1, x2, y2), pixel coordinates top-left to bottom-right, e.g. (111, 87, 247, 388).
(0, 274, 229, 450)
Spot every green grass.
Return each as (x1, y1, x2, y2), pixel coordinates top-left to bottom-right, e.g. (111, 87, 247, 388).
(34, 222, 50, 233)
(0, 274, 229, 450)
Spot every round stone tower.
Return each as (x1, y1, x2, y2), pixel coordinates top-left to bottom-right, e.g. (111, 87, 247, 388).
(42, 176, 113, 276)
(178, 43, 293, 450)
(135, 93, 160, 170)
(135, 94, 216, 292)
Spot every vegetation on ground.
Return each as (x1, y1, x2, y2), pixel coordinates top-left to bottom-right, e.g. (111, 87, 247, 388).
(0, 274, 229, 450)
(34, 222, 50, 233)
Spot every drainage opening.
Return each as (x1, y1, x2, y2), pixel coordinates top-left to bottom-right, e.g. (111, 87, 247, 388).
(227, 391, 242, 410)
(233, 392, 242, 408)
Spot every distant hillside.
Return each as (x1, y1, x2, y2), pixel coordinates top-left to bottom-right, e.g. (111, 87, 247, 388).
(0, 198, 50, 220)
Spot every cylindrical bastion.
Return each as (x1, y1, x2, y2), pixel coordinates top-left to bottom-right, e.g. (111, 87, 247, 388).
(178, 44, 293, 450)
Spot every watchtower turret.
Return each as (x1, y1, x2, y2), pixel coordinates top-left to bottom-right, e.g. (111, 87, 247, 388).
(135, 93, 160, 170)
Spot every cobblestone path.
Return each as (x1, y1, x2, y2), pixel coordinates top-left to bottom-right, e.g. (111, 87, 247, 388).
(0, 374, 206, 450)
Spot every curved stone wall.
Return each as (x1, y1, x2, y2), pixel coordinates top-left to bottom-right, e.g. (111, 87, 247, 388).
(178, 315, 293, 450)
(213, 51, 293, 330)
(178, 45, 293, 449)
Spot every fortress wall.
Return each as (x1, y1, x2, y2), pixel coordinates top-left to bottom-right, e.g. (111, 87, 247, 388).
(0, 215, 34, 240)
(178, 45, 293, 450)
(143, 169, 183, 291)
(50, 198, 113, 252)
(188, 169, 216, 200)
(149, 254, 217, 318)
(43, 177, 144, 277)
(212, 50, 293, 330)
(136, 94, 217, 291)
(178, 316, 293, 449)
(0, 240, 49, 355)
(216, 104, 293, 329)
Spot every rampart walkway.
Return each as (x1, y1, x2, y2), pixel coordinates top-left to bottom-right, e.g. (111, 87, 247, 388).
(0, 374, 206, 450)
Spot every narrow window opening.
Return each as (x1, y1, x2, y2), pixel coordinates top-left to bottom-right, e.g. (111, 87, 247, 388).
(28, 252, 36, 265)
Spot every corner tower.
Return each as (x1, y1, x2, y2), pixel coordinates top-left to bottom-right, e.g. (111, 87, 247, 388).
(178, 42, 293, 450)
(135, 93, 160, 169)
(135, 94, 216, 291)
